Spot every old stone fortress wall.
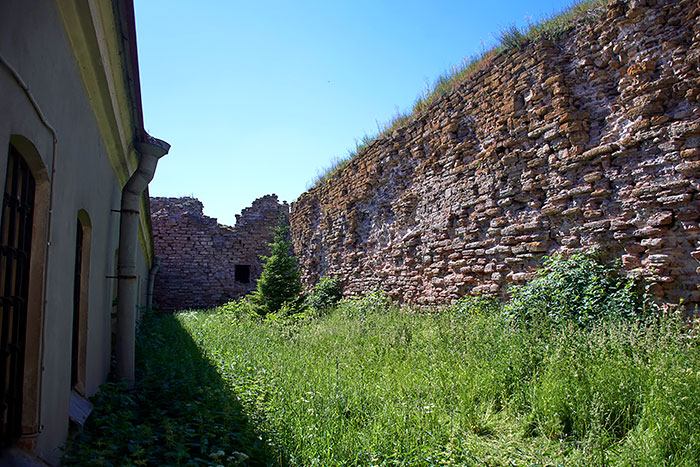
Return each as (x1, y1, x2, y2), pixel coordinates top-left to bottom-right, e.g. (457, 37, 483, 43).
(152, 0, 699, 311)
(290, 0, 700, 307)
(150, 195, 287, 311)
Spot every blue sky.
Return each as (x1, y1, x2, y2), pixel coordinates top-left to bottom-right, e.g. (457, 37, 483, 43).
(135, 0, 576, 226)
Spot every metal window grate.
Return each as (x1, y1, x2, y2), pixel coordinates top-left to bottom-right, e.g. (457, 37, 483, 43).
(0, 145, 35, 445)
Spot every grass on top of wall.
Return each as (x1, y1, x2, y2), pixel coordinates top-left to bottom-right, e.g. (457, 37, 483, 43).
(310, 0, 610, 188)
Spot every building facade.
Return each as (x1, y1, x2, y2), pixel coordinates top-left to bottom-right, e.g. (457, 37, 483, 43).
(0, 1, 165, 463)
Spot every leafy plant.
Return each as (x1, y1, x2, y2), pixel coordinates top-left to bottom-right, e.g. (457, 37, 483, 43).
(219, 298, 258, 319)
(250, 219, 303, 316)
(66, 255, 698, 467)
(175, 292, 698, 466)
(62, 310, 276, 466)
(303, 276, 343, 313)
(504, 252, 657, 327)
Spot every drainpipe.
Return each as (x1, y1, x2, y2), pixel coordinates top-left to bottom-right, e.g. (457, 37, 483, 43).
(116, 136, 169, 387)
(146, 256, 161, 311)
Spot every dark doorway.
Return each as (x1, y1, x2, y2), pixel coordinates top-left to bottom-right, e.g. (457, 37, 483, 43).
(235, 265, 250, 284)
(0, 145, 35, 445)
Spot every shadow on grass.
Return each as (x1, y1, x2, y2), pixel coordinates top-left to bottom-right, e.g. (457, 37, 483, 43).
(62, 311, 284, 466)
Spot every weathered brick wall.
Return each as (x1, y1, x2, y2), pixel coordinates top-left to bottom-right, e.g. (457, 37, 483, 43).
(151, 195, 288, 311)
(290, 0, 700, 307)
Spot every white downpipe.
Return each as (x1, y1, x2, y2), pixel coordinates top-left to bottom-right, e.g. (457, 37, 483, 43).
(115, 137, 169, 387)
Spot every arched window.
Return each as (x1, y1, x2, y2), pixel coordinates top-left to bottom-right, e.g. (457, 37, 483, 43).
(0, 135, 49, 447)
(0, 144, 35, 445)
(71, 211, 91, 396)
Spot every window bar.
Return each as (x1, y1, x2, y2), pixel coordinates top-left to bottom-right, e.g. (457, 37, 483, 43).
(0, 147, 34, 444)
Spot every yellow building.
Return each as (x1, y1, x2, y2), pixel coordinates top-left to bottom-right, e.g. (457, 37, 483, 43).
(0, 1, 167, 463)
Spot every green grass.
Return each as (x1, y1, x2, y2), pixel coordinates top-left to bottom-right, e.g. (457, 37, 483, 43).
(178, 299, 699, 466)
(62, 300, 700, 466)
(61, 312, 279, 466)
(63, 255, 699, 465)
(310, 0, 610, 188)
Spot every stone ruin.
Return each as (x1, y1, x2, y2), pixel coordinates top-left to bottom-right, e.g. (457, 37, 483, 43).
(151, 1, 699, 312)
(150, 195, 288, 312)
(290, 0, 700, 308)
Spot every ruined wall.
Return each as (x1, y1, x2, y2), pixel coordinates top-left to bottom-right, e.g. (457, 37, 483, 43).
(151, 195, 287, 311)
(291, 0, 700, 307)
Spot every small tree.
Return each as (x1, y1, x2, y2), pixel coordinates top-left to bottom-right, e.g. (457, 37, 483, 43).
(251, 219, 302, 316)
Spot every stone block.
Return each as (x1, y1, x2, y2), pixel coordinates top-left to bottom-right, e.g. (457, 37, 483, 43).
(288, 0, 700, 307)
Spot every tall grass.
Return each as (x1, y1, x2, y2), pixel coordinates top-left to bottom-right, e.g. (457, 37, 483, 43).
(179, 299, 699, 466)
(65, 254, 698, 465)
(62, 295, 700, 465)
(62, 312, 277, 466)
(310, 0, 610, 188)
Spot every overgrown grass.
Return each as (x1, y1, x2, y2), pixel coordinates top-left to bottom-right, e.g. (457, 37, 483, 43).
(62, 312, 279, 466)
(64, 253, 699, 465)
(180, 300, 699, 466)
(310, 0, 610, 188)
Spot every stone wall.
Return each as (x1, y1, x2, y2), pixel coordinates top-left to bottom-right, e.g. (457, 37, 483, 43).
(151, 195, 287, 311)
(290, 0, 700, 307)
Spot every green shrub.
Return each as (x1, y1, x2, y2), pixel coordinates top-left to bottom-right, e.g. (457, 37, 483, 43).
(62, 310, 274, 465)
(304, 277, 343, 313)
(250, 219, 303, 316)
(336, 290, 394, 319)
(504, 252, 656, 327)
(219, 298, 257, 318)
(448, 295, 500, 319)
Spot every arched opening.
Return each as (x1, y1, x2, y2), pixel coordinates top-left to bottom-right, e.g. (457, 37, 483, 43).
(71, 211, 91, 396)
(0, 143, 35, 444)
(2, 135, 49, 446)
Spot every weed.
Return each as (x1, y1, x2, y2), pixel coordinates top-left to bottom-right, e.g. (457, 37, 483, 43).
(172, 290, 697, 465)
(67, 249, 700, 466)
(504, 251, 657, 328)
(303, 276, 343, 314)
(498, 24, 528, 50)
(61, 310, 277, 466)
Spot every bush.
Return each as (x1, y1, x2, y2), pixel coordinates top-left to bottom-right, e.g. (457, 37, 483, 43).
(250, 219, 302, 316)
(504, 252, 657, 327)
(336, 290, 394, 320)
(447, 295, 500, 319)
(219, 298, 257, 318)
(304, 277, 343, 313)
(62, 311, 274, 465)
